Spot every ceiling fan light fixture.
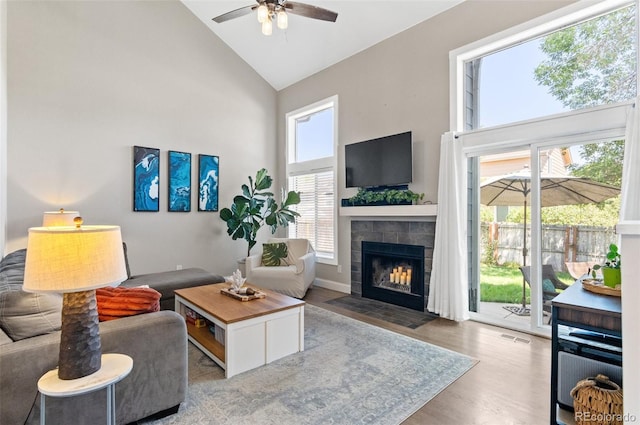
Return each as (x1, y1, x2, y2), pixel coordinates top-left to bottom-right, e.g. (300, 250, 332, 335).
(277, 10, 288, 30)
(212, 1, 337, 33)
(257, 3, 269, 23)
(261, 17, 273, 36)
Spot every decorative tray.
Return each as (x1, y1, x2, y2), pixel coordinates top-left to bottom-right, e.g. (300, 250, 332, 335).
(220, 287, 266, 301)
(581, 279, 621, 297)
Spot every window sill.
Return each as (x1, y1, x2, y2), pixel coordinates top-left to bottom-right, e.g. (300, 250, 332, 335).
(316, 256, 337, 266)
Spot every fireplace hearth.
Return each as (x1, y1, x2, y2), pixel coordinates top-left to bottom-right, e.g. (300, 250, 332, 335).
(362, 241, 425, 311)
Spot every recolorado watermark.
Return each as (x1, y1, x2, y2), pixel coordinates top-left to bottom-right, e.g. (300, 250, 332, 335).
(575, 411, 637, 423)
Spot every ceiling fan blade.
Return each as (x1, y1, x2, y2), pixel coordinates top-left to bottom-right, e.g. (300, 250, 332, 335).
(284, 2, 338, 22)
(212, 5, 255, 23)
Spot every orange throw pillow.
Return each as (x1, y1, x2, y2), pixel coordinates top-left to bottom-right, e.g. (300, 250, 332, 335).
(96, 286, 161, 321)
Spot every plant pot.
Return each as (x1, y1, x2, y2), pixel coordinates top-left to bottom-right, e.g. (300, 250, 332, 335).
(602, 267, 621, 288)
(236, 258, 246, 278)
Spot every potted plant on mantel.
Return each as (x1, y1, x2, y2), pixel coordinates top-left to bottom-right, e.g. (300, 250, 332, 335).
(592, 243, 621, 288)
(219, 168, 300, 274)
(343, 187, 425, 207)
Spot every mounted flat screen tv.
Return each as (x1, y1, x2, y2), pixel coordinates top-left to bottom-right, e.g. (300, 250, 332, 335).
(345, 131, 412, 188)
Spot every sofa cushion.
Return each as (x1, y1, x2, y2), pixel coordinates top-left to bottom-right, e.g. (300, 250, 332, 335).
(96, 286, 161, 321)
(0, 248, 63, 341)
(0, 328, 12, 346)
(120, 268, 225, 310)
(0, 249, 27, 292)
(0, 290, 62, 341)
(267, 238, 313, 265)
(121, 268, 220, 300)
(262, 242, 289, 266)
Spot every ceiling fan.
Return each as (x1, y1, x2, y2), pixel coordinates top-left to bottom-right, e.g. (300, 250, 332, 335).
(212, 0, 338, 36)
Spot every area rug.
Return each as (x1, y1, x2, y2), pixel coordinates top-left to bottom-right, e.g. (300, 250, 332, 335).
(325, 295, 438, 329)
(142, 304, 476, 425)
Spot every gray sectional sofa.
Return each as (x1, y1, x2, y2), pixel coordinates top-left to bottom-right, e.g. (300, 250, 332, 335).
(0, 248, 225, 425)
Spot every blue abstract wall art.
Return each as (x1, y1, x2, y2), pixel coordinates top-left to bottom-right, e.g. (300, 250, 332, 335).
(168, 151, 191, 212)
(133, 146, 160, 212)
(198, 154, 219, 212)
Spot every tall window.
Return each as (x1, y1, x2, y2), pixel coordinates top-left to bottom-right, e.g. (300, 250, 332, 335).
(286, 96, 337, 263)
(467, 2, 636, 129)
(451, 0, 636, 334)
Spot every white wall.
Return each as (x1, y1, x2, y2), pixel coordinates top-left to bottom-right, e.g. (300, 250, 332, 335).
(276, 0, 573, 286)
(5, 0, 577, 278)
(618, 221, 640, 420)
(6, 0, 277, 275)
(0, 0, 6, 257)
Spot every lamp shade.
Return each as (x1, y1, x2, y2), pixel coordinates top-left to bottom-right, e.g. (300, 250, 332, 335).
(23, 225, 127, 293)
(42, 209, 80, 227)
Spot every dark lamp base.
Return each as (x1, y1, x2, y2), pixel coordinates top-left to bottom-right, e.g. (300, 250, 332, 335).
(58, 290, 102, 380)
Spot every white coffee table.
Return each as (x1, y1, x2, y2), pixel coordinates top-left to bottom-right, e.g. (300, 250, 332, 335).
(175, 283, 305, 378)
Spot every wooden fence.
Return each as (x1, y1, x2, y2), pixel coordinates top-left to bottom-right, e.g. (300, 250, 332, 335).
(481, 223, 617, 272)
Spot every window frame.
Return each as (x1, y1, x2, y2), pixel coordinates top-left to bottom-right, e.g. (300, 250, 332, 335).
(285, 95, 339, 265)
(449, 0, 637, 335)
(449, 0, 635, 132)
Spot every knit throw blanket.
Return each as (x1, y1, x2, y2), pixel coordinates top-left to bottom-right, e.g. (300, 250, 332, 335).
(96, 286, 161, 321)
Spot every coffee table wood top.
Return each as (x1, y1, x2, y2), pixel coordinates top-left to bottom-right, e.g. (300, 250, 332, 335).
(175, 283, 305, 324)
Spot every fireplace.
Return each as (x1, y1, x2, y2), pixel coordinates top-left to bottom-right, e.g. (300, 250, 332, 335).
(350, 220, 434, 311)
(361, 241, 425, 311)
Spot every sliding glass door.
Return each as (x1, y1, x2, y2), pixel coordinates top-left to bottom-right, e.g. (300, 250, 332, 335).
(467, 128, 625, 335)
(471, 147, 535, 330)
(452, 0, 636, 334)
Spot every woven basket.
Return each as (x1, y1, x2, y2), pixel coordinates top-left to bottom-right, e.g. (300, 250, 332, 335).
(571, 374, 623, 425)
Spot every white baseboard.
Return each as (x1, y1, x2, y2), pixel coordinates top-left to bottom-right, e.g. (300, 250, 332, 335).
(314, 278, 351, 294)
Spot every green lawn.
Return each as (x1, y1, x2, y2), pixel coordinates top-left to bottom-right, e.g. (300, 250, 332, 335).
(480, 264, 574, 303)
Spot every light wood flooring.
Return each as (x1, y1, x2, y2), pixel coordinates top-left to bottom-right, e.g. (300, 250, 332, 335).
(304, 287, 552, 425)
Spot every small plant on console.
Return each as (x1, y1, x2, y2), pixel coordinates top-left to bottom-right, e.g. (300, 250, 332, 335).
(592, 243, 621, 288)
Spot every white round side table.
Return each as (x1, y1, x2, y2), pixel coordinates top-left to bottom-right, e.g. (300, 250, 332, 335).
(37, 353, 133, 425)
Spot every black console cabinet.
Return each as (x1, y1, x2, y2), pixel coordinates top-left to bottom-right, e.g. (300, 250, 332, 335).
(551, 280, 622, 424)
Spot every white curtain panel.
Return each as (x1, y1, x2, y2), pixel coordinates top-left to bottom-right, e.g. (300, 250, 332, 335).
(427, 132, 469, 321)
(621, 99, 640, 220)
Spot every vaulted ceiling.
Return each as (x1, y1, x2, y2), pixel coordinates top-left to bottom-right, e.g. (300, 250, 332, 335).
(181, 1, 465, 90)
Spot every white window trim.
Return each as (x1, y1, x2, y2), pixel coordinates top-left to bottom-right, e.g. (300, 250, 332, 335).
(460, 101, 632, 155)
(450, 0, 636, 336)
(449, 0, 634, 132)
(462, 107, 630, 337)
(286, 96, 337, 173)
(285, 95, 339, 266)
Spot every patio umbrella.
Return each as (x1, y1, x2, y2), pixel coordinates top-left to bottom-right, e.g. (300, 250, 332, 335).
(480, 168, 620, 312)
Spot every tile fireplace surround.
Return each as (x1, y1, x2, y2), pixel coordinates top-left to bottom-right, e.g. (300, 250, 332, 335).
(350, 220, 435, 310)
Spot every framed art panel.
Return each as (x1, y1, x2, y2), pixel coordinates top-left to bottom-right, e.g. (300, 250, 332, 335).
(198, 154, 219, 212)
(133, 146, 160, 212)
(168, 150, 191, 212)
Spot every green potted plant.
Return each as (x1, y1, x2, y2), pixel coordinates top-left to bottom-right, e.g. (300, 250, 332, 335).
(344, 188, 424, 206)
(219, 168, 301, 264)
(592, 243, 621, 288)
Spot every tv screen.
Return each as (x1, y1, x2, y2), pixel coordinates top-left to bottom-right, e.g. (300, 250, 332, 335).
(345, 131, 412, 188)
